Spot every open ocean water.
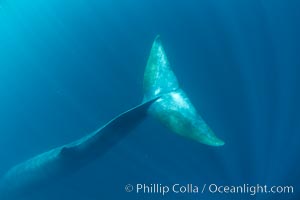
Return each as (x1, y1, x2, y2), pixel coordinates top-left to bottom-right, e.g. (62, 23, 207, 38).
(0, 0, 299, 199)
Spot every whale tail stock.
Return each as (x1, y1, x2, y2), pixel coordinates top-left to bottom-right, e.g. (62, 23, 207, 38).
(0, 35, 224, 200)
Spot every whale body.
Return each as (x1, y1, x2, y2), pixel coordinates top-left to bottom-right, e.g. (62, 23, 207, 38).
(0, 36, 224, 199)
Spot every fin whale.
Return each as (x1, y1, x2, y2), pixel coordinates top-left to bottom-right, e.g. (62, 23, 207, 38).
(0, 36, 224, 199)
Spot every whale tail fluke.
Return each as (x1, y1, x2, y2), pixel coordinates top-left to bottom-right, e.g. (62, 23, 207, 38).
(143, 35, 179, 101)
(143, 35, 224, 146)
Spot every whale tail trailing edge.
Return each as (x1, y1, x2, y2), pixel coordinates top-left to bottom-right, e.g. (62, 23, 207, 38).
(143, 35, 224, 146)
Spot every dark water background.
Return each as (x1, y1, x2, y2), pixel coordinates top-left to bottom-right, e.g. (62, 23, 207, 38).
(0, 0, 299, 199)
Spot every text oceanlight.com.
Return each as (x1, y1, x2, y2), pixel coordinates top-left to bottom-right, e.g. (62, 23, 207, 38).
(124, 183, 294, 196)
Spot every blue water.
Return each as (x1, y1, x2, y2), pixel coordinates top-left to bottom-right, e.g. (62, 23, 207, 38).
(0, 0, 299, 199)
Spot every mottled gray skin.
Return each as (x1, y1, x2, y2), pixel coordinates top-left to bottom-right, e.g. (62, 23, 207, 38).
(144, 36, 224, 146)
(143, 35, 179, 100)
(148, 89, 224, 146)
(0, 35, 224, 199)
